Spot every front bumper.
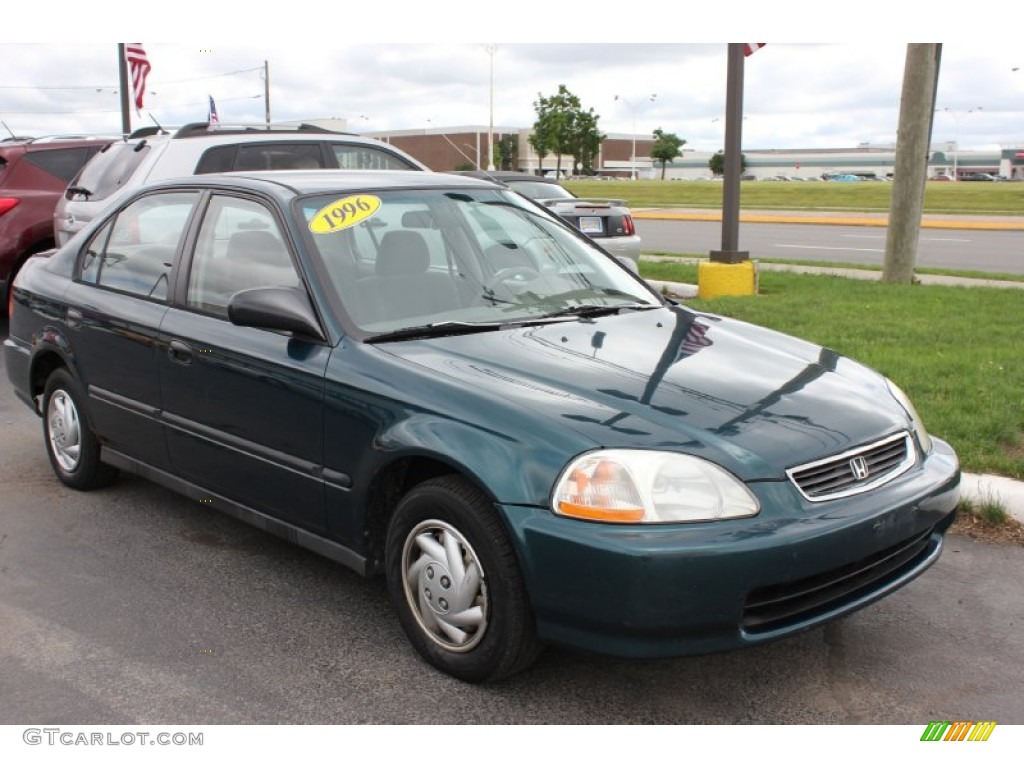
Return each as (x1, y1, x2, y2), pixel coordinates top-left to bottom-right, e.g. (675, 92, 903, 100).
(501, 438, 960, 658)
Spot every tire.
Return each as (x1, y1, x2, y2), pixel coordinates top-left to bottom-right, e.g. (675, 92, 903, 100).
(42, 368, 118, 490)
(385, 475, 543, 683)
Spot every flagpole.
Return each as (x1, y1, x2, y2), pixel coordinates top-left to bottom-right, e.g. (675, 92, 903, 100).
(118, 44, 131, 138)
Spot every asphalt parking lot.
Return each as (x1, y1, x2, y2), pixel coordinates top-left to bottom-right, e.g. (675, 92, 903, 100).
(1, 316, 1022, 725)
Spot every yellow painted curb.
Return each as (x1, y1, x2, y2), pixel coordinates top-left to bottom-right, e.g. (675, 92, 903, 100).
(698, 260, 758, 299)
(632, 211, 1024, 230)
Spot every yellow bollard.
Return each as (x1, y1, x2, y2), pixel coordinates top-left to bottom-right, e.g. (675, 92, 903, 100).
(697, 260, 758, 299)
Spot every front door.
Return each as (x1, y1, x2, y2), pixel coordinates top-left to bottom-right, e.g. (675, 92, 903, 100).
(158, 193, 329, 534)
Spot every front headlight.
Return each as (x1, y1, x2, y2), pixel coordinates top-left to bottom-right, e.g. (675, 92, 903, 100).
(885, 379, 933, 455)
(551, 450, 760, 524)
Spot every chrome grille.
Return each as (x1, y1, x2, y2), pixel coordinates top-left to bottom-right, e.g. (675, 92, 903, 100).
(788, 432, 915, 502)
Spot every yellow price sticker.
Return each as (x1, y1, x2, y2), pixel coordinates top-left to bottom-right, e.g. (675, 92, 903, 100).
(309, 194, 381, 233)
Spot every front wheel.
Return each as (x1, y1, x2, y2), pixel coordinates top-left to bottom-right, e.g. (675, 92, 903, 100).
(42, 369, 118, 490)
(385, 476, 542, 682)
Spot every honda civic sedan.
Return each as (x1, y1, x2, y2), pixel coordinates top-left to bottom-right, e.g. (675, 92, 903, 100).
(4, 170, 960, 682)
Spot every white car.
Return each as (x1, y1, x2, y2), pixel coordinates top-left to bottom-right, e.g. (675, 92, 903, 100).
(55, 122, 427, 246)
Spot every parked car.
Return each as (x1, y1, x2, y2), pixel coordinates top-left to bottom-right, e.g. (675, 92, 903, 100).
(959, 173, 999, 182)
(54, 122, 427, 247)
(1, 136, 112, 313)
(453, 171, 641, 268)
(929, 174, 954, 182)
(827, 174, 861, 182)
(6, 170, 961, 683)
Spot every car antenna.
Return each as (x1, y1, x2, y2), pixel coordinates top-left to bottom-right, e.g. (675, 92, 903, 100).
(147, 113, 168, 135)
(1, 120, 18, 140)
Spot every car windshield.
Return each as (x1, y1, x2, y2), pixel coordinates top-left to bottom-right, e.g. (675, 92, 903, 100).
(299, 187, 659, 336)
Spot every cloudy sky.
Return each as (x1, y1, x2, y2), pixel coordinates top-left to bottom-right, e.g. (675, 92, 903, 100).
(4, 6, 1021, 153)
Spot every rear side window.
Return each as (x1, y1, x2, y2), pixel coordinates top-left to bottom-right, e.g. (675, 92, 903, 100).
(234, 143, 325, 171)
(71, 142, 151, 201)
(78, 191, 198, 300)
(26, 147, 100, 183)
(194, 145, 235, 174)
(329, 143, 418, 170)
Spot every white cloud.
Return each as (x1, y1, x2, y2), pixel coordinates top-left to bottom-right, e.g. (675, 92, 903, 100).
(1, 31, 1021, 151)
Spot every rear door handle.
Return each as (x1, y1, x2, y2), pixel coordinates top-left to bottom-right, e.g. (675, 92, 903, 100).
(66, 308, 83, 329)
(167, 340, 194, 365)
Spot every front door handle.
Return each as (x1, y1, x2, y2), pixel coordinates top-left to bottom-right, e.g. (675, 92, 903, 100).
(167, 340, 194, 365)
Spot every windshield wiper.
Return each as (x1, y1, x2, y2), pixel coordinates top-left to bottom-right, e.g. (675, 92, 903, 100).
(539, 303, 657, 320)
(367, 320, 503, 344)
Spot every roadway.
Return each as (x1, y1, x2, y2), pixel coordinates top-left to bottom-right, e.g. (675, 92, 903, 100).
(634, 216, 1024, 275)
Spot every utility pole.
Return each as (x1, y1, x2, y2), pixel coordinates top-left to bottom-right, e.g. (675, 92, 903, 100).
(883, 44, 942, 284)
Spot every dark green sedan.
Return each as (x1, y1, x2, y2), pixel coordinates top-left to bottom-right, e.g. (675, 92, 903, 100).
(4, 171, 960, 682)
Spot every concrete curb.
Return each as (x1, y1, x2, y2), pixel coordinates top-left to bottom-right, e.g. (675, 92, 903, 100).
(642, 256, 1024, 291)
(960, 473, 1024, 525)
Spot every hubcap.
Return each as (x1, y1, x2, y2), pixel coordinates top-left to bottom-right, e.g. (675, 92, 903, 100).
(401, 520, 488, 653)
(47, 389, 82, 472)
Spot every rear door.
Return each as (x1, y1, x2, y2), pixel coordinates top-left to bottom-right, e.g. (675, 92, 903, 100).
(158, 192, 330, 534)
(66, 189, 200, 468)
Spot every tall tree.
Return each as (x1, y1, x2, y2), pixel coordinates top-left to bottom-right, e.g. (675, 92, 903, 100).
(571, 108, 604, 175)
(528, 130, 550, 175)
(651, 128, 686, 179)
(532, 85, 600, 176)
(709, 151, 746, 177)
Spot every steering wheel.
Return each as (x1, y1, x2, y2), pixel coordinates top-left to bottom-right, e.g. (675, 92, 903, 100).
(483, 267, 540, 294)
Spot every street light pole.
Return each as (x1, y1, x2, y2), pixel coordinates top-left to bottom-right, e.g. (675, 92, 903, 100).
(614, 94, 656, 180)
(483, 44, 499, 172)
(941, 106, 982, 180)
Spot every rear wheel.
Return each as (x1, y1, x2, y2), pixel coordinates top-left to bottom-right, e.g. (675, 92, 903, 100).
(42, 369, 118, 490)
(385, 475, 542, 682)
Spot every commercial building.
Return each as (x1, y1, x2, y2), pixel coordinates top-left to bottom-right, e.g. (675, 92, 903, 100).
(313, 120, 1024, 181)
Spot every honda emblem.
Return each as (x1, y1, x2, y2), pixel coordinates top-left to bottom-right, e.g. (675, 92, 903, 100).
(849, 456, 870, 481)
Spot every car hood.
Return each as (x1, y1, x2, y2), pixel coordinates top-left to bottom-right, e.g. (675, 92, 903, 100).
(376, 305, 910, 481)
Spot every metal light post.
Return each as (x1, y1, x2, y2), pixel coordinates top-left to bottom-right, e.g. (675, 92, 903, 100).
(614, 94, 656, 180)
(483, 44, 500, 172)
(941, 106, 982, 180)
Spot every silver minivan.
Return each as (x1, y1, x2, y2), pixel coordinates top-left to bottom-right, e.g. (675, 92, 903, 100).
(55, 122, 428, 246)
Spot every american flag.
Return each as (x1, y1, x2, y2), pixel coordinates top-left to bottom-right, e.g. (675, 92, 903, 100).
(125, 44, 151, 110)
(208, 95, 219, 123)
(744, 43, 766, 57)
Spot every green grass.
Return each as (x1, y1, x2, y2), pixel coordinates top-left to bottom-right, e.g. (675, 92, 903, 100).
(958, 496, 1011, 526)
(564, 179, 1024, 216)
(638, 260, 1024, 480)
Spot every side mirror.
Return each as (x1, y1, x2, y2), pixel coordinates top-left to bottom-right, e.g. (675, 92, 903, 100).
(227, 286, 325, 342)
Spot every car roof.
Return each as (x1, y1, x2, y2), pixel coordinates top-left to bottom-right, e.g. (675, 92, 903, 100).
(143, 169, 505, 197)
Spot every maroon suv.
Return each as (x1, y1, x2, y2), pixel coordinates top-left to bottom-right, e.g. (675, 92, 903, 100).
(1, 137, 111, 314)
